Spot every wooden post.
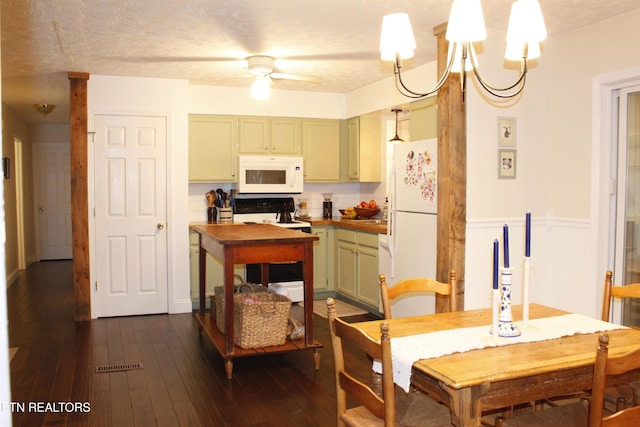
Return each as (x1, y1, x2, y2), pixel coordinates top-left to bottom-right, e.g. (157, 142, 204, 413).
(433, 24, 466, 312)
(68, 72, 91, 321)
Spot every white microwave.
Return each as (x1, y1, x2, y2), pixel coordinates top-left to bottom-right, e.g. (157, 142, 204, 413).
(237, 155, 304, 194)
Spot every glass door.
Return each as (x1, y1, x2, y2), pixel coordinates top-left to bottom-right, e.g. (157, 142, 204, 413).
(613, 86, 640, 326)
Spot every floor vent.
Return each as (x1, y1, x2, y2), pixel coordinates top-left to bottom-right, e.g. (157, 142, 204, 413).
(96, 362, 143, 373)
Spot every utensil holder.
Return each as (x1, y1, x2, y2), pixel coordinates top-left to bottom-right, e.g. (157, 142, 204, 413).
(219, 207, 233, 223)
(498, 267, 521, 337)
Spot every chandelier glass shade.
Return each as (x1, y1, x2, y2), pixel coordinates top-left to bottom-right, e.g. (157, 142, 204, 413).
(379, 0, 547, 100)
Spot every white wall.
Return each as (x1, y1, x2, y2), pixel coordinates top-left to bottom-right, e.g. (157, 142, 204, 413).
(464, 9, 640, 318)
(88, 75, 192, 315)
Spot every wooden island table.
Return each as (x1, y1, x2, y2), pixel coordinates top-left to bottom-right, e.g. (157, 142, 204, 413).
(192, 223, 322, 379)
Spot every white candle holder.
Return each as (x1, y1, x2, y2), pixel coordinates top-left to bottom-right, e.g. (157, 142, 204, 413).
(498, 267, 521, 337)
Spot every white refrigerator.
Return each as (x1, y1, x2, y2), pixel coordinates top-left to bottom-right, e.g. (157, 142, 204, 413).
(379, 139, 438, 317)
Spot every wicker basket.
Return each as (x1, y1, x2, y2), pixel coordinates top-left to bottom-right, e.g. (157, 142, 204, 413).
(233, 292, 292, 349)
(213, 275, 266, 333)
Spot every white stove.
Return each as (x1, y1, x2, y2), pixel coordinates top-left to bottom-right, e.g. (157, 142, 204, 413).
(232, 197, 310, 229)
(232, 212, 310, 229)
(234, 197, 311, 295)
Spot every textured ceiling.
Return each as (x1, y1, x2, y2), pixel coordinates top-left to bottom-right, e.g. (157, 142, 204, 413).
(1, 0, 638, 124)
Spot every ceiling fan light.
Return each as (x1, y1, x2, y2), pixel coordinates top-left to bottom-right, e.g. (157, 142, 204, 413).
(380, 13, 416, 61)
(446, 0, 487, 43)
(506, 0, 547, 44)
(251, 76, 271, 100)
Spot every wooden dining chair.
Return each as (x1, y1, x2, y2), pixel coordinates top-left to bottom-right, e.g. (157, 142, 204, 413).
(601, 270, 640, 406)
(601, 270, 640, 323)
(495, 333, 640, 427)
(379, 270, 457, 319)
(326, 298, 452, 427)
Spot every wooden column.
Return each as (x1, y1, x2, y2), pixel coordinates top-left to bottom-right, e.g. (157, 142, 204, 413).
(68, 72, 91, 321)
(433, 24, 466, 312)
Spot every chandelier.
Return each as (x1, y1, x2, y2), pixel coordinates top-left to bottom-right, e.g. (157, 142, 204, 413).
(379, 0, 547, 100)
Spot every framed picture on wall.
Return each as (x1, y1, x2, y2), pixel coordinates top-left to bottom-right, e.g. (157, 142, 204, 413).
(498, 116, 516, 147)
(498, 149, 516, 179)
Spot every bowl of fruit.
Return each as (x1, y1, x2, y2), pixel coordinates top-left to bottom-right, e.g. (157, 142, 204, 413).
(354, 200, 379, 218)
(341, 207, 357, 219)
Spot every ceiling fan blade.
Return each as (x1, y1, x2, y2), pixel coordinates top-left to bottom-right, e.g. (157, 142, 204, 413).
(270, 72, 320, 83)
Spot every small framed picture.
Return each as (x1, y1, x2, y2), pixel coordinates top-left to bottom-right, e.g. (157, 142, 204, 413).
(498, 149, 516, 179)
(498, 116, 516, 147)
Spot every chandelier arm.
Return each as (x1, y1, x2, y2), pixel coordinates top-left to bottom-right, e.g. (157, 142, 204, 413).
(467, 44, 528, 96)
(473, 70, 527, 99)
(393, 49, 456, 98)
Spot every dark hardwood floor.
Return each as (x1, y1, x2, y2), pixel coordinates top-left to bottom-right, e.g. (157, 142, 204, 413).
(7, 261, 381, 426)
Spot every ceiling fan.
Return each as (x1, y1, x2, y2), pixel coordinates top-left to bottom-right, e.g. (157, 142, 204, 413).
(245, 55, 320, 82)
(245, 55, 319, 99)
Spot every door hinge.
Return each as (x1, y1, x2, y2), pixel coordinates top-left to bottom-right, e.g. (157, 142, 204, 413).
(95, 281, 98, 291)
(88, 131, 96, 143)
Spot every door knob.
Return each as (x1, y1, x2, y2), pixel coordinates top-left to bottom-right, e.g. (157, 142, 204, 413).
(39, 207, 45, 212)
(157, 222, 165, 229)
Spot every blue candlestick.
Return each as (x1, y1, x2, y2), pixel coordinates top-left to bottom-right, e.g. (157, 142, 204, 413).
(493, 239, 499, 289)
(503, 224, 510, 268)
(525, 211, 531, 257)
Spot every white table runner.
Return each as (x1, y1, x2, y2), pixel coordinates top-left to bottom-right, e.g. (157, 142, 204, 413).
(373, 313, 626, 392)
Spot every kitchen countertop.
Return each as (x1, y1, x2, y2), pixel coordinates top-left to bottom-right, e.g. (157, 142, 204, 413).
(189, 218, 387, 234)
(302, 217, 387, 234)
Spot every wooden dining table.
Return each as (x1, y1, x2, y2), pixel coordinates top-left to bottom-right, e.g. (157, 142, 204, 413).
(353, 303, 640, 426)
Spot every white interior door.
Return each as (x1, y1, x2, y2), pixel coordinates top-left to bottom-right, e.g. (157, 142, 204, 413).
(94, 114, 168, 317)
(33, 143, 73, 260)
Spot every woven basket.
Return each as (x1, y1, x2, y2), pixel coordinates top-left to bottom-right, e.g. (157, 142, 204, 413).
(233, 292, 292, 349)
(213, 275, 266, 333)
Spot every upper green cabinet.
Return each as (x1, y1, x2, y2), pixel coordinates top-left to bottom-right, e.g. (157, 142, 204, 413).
(409, 96, 437, 141)
(238, 116, 301, 155)
(188, 114, 342, 183)
(302, 119, 341, 182)
(188, 115, 238, 183)
(344, 111, 382, 182)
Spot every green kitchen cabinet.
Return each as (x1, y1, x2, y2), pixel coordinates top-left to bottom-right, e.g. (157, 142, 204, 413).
(188, 115, 238, 182)
(335, 228, 379, 309)
(301, 119, 341, 181)
(312, 226, 334, 295)
(238, 116, 301, 155)
(344, 111, 382, 182)
(409, 96, 437, 141)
